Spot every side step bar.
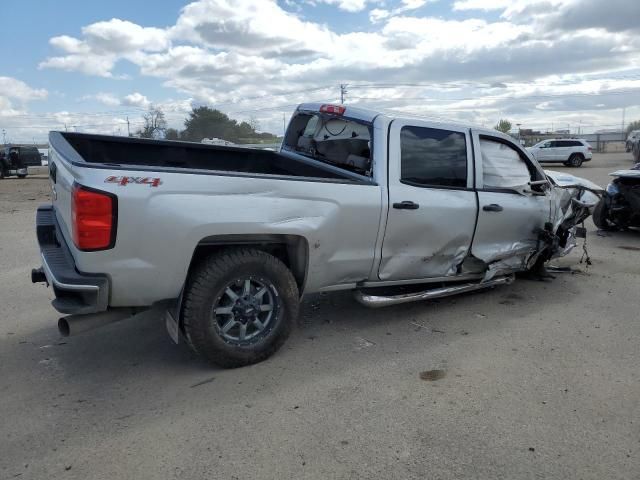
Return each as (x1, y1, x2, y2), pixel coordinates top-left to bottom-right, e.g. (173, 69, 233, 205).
(354, 275, 515, 308)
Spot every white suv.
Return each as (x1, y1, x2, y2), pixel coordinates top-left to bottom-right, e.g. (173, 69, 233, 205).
(527, 139, 593, 167)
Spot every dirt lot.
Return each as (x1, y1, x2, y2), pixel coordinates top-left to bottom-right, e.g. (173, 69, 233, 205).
(1, 156, 639, 479)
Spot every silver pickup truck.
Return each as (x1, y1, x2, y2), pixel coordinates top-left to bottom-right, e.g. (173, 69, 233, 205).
(32, 103, 602, 367)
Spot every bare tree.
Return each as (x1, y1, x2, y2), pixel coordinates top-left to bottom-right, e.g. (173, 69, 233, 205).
(248, 115, 260, 132)
(137, 106, 168, 139)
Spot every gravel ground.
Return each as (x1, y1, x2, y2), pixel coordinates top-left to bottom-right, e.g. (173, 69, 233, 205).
(1, 155, 639, 480)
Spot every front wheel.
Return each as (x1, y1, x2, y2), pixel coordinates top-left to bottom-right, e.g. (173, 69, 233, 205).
(592, 198, 614, 230)
(17, 174, 27, 179)
(182, 249, 299, 368)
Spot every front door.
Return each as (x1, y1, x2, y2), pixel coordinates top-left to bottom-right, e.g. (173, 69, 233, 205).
(471, 131, 551, 273)
(536, 141, 554, 162)
(379, 120, 477, 281)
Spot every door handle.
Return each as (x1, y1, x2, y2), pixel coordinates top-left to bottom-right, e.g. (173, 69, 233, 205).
(483, 204, 503, 212)
(393, 201, 420, 210)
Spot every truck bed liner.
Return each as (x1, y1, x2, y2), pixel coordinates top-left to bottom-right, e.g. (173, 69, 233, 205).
(54, 132, 361, 182)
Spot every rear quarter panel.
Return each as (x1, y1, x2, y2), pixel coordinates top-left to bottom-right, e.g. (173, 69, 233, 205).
(53, 160, 383, 306)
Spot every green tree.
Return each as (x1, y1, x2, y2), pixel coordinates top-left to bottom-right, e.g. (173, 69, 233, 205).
(494, 119, 512, 134)
(137, 106, 167, 139)
(626, 120, 640, 135)
(181, 107, 239, 142)
(165, 128, 180, 140)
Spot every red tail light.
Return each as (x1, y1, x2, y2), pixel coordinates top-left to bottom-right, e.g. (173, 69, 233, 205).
(72, 184, 117, 251)
(588, 146, 593, 151)
(320, 104, 346, 115)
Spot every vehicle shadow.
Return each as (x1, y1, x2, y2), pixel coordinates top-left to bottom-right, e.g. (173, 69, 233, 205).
(19, 272, 587, 381)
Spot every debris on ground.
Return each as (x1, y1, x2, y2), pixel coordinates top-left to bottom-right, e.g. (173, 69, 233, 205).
(190, 376, 216, 388)
(354, 337, 376, 350)
(419, 370, 446, 381)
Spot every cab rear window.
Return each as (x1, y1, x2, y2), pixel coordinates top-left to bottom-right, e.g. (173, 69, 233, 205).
(284, 112, 372, 176)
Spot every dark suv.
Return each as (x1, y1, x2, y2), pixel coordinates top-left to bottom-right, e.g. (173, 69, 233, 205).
(0, 146, 41, 179)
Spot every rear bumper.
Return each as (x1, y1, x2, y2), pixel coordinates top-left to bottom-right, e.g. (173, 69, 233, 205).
(34, 205, 110, 314)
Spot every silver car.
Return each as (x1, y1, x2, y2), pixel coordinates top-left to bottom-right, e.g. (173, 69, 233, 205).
(32, 103, 603, 368)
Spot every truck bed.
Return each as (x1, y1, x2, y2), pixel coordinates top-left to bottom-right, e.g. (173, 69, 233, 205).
(54, 132, 364, 182)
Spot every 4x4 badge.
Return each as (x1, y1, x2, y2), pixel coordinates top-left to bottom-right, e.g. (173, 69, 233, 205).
(104, 176, 162, 187)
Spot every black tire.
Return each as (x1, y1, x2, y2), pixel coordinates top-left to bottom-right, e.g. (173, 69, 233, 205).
(182, 249, 299, 368)
(592, 198, 613, 230)
(567, 153, 583, 167)
(17, 174, 27, 179)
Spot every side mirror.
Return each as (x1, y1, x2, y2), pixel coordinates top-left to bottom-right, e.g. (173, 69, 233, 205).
(525, 179, 551, 196)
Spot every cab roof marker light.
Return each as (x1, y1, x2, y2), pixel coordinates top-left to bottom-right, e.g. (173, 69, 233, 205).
(320, 104, 346, 115)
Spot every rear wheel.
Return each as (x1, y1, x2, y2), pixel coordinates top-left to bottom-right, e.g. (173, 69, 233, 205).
(565, 153, 583, 167)
(182, 249, 299, 368)
(17, 174, 26, 179)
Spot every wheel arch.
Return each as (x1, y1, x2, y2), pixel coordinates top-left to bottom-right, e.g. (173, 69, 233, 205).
(187, 234, 309, 296)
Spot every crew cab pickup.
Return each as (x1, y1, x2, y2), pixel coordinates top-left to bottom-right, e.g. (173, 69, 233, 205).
(32, 103, 602, 367)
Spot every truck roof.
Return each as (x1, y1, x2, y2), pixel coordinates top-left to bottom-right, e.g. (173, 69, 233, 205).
(296, 103, 513, 142)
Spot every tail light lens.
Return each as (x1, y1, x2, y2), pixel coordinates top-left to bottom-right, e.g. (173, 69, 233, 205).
(71, 184, 117, 251)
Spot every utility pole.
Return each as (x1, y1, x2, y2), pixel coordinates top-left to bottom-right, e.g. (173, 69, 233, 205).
(282, 112, 286, 137)
(126, 116, 130, 137)
(622, 107, 626, 140)
(340, 84, 348, 104)
(64, 123, 68, 132)
(1, 129, 6, 145)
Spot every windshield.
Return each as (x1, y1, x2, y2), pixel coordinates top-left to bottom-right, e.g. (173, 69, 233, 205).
(283, 111, 373, 176)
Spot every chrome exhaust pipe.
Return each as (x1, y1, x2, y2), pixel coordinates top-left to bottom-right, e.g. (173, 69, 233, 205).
(58, 308, 138, 337)
(354, 275, 515, 308)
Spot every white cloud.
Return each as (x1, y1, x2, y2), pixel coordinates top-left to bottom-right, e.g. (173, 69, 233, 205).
(0, 77, 48, 121)
(313, 0, 379, 12)
(369, 8, 391, 22)
(40, 18, 171, 77)
(0, 77, 48, 102)
(453, 0, 511, 11)
(370, 0, 433, 22)
(82, 19, 170, 53)
(81, 92, 121, 106)
(122, 92, 151, 108)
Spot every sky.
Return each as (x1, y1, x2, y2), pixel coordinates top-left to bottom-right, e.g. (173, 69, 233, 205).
(1, 0, 640, 143)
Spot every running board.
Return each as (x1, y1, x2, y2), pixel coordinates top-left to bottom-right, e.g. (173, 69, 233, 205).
(354, 275, 515, 308)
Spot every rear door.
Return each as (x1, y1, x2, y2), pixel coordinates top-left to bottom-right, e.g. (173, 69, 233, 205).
(378, 120, 477, 281)
(471, 131, 550, 272)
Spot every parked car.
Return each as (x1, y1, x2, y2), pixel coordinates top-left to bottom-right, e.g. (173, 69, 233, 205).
(593, 165, 640, 230)
(527, 139, 593, 167)
(0, 145, 41, 178)
(32, 103, 602, 368)
(625, 130, 640, 153)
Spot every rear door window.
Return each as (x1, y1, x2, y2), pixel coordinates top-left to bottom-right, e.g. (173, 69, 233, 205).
(400, 126, 467, 188)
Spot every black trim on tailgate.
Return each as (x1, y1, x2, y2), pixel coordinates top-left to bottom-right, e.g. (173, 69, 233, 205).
(36, 205, 109, 314)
